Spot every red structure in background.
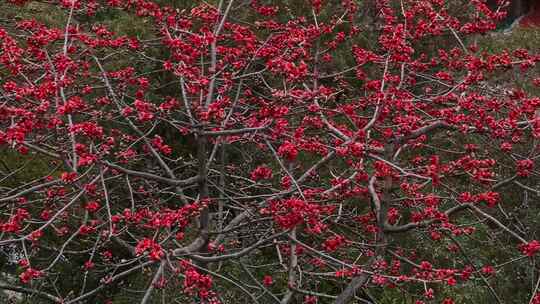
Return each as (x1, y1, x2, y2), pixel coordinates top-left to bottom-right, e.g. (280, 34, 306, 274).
(520, 2, 540, 27)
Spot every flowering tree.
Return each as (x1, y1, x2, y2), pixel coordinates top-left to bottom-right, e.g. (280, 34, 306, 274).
(1, 0, 540, 303)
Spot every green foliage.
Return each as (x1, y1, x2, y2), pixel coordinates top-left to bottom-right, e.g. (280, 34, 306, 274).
(0, 149, 58, 188)
(478, 27, 540, 53)
(0, 1, 66, 27)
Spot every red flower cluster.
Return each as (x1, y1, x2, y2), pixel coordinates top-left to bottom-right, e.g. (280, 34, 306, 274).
(250, 165, 272, 181)
(265, 198, 333, 233)
(519, 240, 540, 257)
(151, 135, 172, 155)
(135, 238, 164, 261)
(180, 260, 216, 301)
(262, 275, 273, 286)
(458, 191, 500, 207)
(0, 208, 29, 233)
(19, 268, 42, 284)
(322, 235, 347, 252)
(278, 141, 299, 161)
(532, 293, 540, 304)
(516, 159, 534, 177)
(70, 122, 104, 139)
(1, 0, 539, 302)
(85, 201, 101, 213)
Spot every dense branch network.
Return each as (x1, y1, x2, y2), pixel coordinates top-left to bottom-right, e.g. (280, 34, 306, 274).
(1, 0, 540, 303)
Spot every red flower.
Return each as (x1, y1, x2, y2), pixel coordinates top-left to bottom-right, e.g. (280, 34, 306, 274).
(424, 288, 434, 299)
(520, 240, 540, 257)
(135, 238, 164, 261)
(18, 259, 29, 268)
(79, 225, 96, 235)
(84, 260, 95, 270)
(517, 159, 534, 177)
(278, 141, 298, 161)
(181, 264, 215, 300)
(29, 229, 43, 241)
(532, 293, 540, 304)
(446, 277, 456, 286)
(281, 176, 292, 189)
(85, 201, 101, 213)
(262, 275, 273, 286)
(476, 191, 500, 208)
(40, 209, 51, 220)
(481, 265, 495, 276)
(152, 135, 172, 155)
(322, 235, 347, 252)
(420, 261, 432, 271)
(101, 250, 113, 261)
(60, 172, 78, 183)
(251, 165, 273, 181)
(19, 268, 42, 284)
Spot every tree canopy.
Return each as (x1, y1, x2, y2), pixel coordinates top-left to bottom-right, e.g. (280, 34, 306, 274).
(1, 0, 540, 303)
